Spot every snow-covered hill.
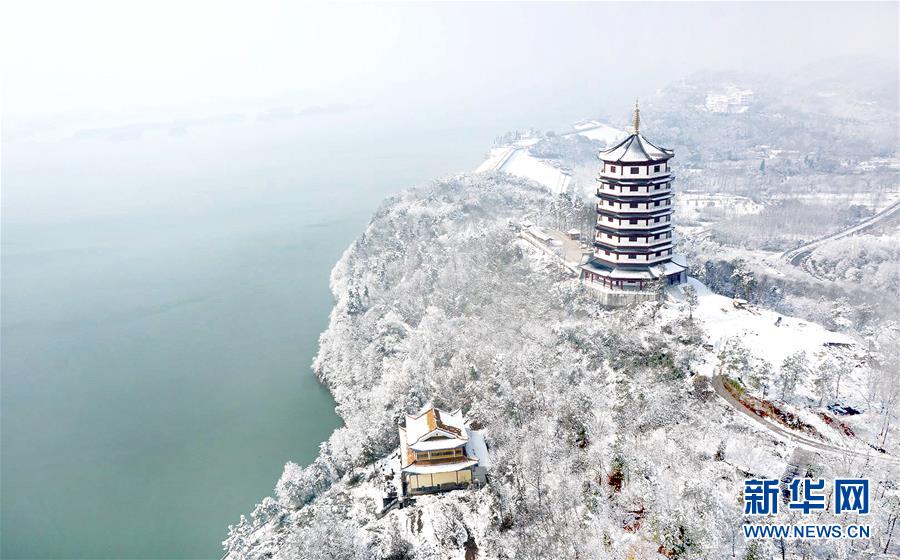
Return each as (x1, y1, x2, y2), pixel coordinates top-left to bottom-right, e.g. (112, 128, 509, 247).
(223, 174, 899, 559)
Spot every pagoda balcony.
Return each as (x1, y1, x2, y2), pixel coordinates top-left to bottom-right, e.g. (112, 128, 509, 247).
(596, 181, 673, 197)
(594, 240, 674, 255)
(597, 208, 673, 224)
(596, 214, 673, 229)
(596, 199, 673, 214)
(595, 222, 672, 235)
(592, 249, 674, 266)
(595, 231, 674, 247)
(595, 190, 673, 204)
(599, 165, 672, 180)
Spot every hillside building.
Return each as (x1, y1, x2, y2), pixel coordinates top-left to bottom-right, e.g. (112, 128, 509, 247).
(399, 405, 489, 496)
(581, 101, 687, 303)
(705, 85, 754, 113)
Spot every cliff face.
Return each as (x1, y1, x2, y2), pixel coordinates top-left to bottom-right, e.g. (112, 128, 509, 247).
(223, 172, 894, 560)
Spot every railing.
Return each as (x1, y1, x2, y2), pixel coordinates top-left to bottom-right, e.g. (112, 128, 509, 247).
(598, 168, 672, 180)
(596, 184, 672, 197)
(597, 200, 673, 213)
(597, 215, 673, 229)
(593, 250, 674, 265)
(595, 233, 674, 247)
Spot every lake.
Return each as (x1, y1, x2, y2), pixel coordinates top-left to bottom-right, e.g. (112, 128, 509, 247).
(0, 110, 506, 558)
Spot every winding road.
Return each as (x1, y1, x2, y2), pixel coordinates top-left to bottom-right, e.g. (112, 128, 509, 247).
(782, 199, 900, 274)
(711, 375, 900, 468)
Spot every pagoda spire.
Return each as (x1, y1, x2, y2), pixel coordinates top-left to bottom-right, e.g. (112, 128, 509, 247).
(633, 98, 640, 134)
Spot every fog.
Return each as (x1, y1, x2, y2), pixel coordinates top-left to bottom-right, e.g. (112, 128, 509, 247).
(4, 2, 899, 139)
(1, 2, 898, 558)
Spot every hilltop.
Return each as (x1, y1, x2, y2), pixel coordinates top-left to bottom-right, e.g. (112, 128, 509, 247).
(223, 172, 897, 559)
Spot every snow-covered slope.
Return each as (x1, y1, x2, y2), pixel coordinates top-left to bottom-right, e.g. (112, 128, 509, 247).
(223, 174, 898, 560)
(476, 145, 571, 194)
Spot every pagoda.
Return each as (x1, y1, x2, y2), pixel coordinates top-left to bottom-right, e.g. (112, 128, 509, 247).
(580, 101, 687, 298)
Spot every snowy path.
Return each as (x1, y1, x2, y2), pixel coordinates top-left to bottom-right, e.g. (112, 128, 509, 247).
(475, 146, 520, 173)
(712, 375, 900, 467)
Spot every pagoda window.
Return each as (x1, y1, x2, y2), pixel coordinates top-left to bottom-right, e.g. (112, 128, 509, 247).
(654, 201, 660, 207)
(629, 236, 637, 241)
(630, 186, 638, 192)
(629, 219, 637, 224)
(604, 250, 610, 255)
(654, 185, 660, 190)
(607, 233, 613, 238)
(654, 234, 660, 239)
(656, 251, 662, 256)
(628, 254, 636, 260)
(607, 217, 614, 222)
(630, 167, 639, 174)
(654, 165, 661, 172)
(654, 217, 660, 223)
(630, 202, 638, 208)
(610, 165, 617, 172)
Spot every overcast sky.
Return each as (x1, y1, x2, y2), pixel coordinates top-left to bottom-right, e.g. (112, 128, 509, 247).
(3, 1, 898, 135)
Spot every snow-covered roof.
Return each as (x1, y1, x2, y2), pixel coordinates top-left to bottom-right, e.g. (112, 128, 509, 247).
(669, 253, 688, 268)
(581, 255, 687, 280)
(651, 258, 688, 277)
(403, 405, 468, 447)
(402, 459, 478, 475)
(581, 260, 654, 279)
(410, 438, 467, 452)
(464, 429, 491, 468)
(599, 133, 673, 164)
(399, 406, 491, 473)
(527, 226, 553, 243)
(610, 268, 655, 280)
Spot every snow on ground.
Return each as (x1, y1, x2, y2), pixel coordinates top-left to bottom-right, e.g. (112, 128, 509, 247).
(476, 146, 572, 194)
(723, 434, 786, 479)
(683, 277, 855, 367)
(499, 150, 571, 194)
(475, 146, 517, 173)
(677, 277, 869, 410)
(476, 121, 627, 193)
(677, 191, 763, 222)
(570, 120, 627, 146)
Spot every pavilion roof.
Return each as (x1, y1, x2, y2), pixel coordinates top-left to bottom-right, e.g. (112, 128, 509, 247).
(599, 133, 673, 164)
(403, 404, 467, 445)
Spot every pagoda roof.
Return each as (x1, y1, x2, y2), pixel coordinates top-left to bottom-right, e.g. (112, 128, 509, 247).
(400, 404, 469, 462)
(581, 254, 687, 279)
(599, 133, 673, 164)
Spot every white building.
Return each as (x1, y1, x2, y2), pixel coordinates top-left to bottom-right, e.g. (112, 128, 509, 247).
(705, 85, 754, 114)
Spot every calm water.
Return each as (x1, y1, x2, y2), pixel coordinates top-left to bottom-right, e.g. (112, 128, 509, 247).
(1, 112, 495, 559)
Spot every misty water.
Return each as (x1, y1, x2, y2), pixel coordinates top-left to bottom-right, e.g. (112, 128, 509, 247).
(0, 111, 512, 558)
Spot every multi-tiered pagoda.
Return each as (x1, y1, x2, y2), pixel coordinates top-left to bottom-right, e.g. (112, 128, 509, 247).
(580, 102, 687, 296)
